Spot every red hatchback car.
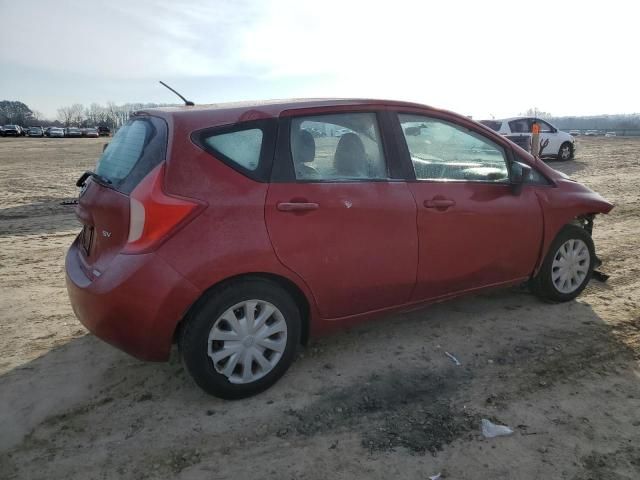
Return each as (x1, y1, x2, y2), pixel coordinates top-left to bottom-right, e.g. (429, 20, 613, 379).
(66, 99, 613, 398)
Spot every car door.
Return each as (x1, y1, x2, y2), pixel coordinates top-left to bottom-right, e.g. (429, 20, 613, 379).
(395, 112, 544, 301)
(534, 119, 561, 156)
(265, 110, 418, 319)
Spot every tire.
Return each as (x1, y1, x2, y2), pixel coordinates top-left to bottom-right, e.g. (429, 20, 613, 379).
(531, 225, 595, 302)
(558, 141, 573, 161)
(179, 278, 301, 399)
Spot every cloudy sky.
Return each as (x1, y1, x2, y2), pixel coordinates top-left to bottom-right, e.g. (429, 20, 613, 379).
(1, 0, 638, 120)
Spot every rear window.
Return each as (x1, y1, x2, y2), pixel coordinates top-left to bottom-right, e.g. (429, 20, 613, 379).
(479, 120, 502, 131)
(96, 116, 167, 194)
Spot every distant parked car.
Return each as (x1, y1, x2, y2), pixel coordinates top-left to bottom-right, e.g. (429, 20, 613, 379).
(49, 127, 65, 138)
(2, 125, 21, 137)
(28, 127, 44, 137)
(604, 132, 617, 137)
(97, 126, 111, 137)
(85, 127, 99, 138)
(584, 130, 598, 136)
(65, 127, 83, 138)
(569, 130, 581, 136)
(480, 117, 576, 161)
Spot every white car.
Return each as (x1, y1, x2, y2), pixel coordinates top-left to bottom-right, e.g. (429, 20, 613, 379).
(605, 132, 617, 137)
(480, 117, 576, 161)
(49, 127, 65, 138)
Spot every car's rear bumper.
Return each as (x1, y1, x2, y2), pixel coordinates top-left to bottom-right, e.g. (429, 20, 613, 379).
(65, 240, 201, 361)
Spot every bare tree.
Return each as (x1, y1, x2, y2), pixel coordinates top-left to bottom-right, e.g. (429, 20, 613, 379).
(521, 107, 553, 119)
(70, 104, 84, 126)
(57, 106, 74, 127)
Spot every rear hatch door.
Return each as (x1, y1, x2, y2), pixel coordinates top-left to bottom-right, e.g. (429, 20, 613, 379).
(74, 115, 168, 277)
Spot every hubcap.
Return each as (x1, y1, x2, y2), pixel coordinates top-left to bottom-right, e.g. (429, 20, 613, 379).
(208, 300, 287, 384)
(561, 145, 571, 159)
(551, 239, 590, 294)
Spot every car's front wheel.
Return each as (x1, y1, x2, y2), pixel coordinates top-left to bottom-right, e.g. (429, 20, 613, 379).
(179, 278, 301, 399)
(531, 225, 595, 302)
(558, 141, 573, 161)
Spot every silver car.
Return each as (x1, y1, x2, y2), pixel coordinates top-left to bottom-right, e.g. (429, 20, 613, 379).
(49, 127, 65, 138)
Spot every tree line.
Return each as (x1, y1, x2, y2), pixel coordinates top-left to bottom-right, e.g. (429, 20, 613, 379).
(4, 99, 640, 133)
(518, 107, 640, 133)
(0, 101, 39, 126)
(56, 102, 176, 129)
(1, 100, 176, 129)
(547, 114, 640, 132)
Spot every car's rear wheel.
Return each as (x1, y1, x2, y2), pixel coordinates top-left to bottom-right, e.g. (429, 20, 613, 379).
(179, 278, 300, 399)
(531, 225, 595, 302)
(558, 141, 573, 161)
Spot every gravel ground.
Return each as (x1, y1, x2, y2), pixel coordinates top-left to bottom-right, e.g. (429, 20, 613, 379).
(0, 136, 638, 480)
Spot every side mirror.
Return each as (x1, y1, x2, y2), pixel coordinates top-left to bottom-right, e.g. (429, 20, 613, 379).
(510, 161, 531, 195)
(102, 143, 109, 152)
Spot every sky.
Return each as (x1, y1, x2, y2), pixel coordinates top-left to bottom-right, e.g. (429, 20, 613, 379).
(1, 0, 638, 120)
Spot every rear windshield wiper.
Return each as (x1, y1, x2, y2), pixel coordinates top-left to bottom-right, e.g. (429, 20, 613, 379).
(76, 171, 112, 187)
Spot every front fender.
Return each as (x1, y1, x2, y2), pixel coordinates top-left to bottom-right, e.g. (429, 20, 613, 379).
(534, 179, 613, 272)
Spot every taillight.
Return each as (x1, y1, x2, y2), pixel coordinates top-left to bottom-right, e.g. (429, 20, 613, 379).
(122, 164, 202, 254)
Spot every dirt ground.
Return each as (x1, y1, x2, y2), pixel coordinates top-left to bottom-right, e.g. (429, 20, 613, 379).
(0, 136, 639, 480)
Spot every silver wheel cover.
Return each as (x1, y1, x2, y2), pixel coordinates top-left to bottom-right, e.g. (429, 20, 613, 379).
(551, 239, 590, 294)
(208, 300, 287, 384)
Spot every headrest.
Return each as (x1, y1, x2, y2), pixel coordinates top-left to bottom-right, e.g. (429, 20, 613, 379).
(334, 132, 366, 176)
(292, 129, 315, 164)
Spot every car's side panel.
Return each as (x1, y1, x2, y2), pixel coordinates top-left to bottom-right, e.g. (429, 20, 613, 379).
(407, 182, 544, 300)
(157, 129, 322, 335)
(265, 181, 419, 319)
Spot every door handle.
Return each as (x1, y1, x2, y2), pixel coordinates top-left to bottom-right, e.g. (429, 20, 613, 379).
(424, 198, 456, 209)
(277, 202, 319, 212)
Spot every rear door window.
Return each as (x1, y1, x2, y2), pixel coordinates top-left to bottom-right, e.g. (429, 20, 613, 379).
(289, 112, 388, 181)
(96, 116, 167, 194)
(508, 119, 530, 134)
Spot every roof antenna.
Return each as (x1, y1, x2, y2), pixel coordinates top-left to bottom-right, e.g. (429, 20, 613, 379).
(159, 81, 194, 106)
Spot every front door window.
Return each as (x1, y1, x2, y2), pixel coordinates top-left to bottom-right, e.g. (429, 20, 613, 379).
(399, 114, 509, 182)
